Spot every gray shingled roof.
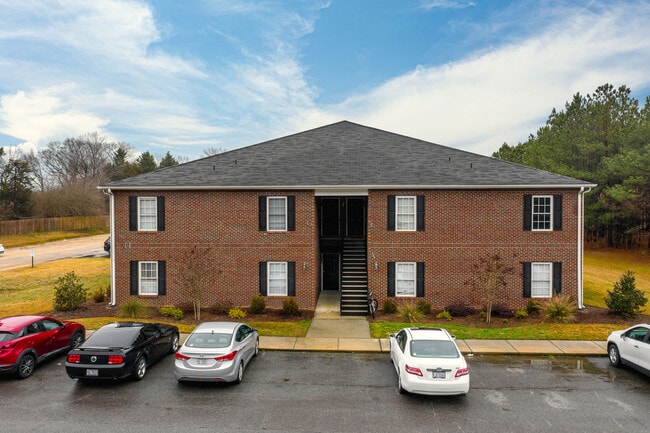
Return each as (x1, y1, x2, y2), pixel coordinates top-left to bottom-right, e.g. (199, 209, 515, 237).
(100, 121, 595, 190)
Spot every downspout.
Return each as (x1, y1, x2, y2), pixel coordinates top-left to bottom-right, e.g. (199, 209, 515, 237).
(577, 186, 593, 309)
(102, 188, 116, 307)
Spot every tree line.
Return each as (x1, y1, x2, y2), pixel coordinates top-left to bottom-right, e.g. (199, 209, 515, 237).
(494, 84, 650, 248)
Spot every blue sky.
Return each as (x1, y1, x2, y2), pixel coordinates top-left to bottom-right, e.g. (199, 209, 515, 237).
(1, 0, 650, 161)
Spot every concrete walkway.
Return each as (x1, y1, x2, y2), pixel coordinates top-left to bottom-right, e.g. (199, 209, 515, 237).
(257, 291, 609, 356)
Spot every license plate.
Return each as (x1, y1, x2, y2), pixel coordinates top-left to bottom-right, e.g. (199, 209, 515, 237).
(196, 358, 207, 365)
(86, 369, 99, 377)
(432, 371, 446, 379)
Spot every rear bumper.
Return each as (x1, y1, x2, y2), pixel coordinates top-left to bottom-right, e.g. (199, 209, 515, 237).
(402, 373, 470, 396)
(174, 359, 239, 382)
(65, 363, 131, 380)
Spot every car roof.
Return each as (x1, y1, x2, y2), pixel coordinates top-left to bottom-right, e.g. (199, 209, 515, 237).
(0, 315, 47, 331)
(193, 322, 243, 334)
(405, 327, 452, 341)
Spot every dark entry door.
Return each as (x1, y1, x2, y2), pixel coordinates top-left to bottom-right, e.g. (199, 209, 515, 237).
(346, 198, 366, 237)
(322, 253, 340, 291)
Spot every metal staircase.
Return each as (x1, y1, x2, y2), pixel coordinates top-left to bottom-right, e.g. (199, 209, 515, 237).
(340, 238, 369, 316)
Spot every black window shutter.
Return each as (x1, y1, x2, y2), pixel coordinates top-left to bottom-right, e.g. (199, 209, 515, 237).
(523, 262, 531, 298)
(416, 262, 425, 297)
(553, 195, 563, 231)
(130, 261, 139, 295)
(387, 262, 396, 297)
(288, 261, 296, 296)
(158, 261, 166, 295)
(258, 196, 267, 231)
(387, 195, 396, 231)
(523, 195, 532, 231)
(157, 196, 165, 231)
(416, 196, 425, 231)
(259, 262, 267, 295)
(553, 262, 562, 294)
(287, 196, 295, 231)
(129, 196, 137, 231)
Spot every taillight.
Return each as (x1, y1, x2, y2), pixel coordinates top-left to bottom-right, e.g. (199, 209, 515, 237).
(107, 355, 124, 364)
(67, 353, 81, 363)
(404, 364, 423, 377)
(215, 350, 238, 362)
(175, 352, 190, 361)
(455, 367, 469, 377)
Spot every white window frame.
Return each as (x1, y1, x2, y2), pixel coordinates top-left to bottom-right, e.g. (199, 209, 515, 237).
(267, 197, 287, 231)
(531, 262, 552, 298)
(396, 196, 416, 231)
(267, 262, 288, 296)
(138, 197, 158, 231)
(532, 195, 553, 231)
(139, 261, 159, 295)
(395, 262, 416, 297)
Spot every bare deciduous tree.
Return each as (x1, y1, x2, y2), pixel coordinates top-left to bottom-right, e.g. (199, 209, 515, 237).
(176, 245, 218, 321)
(466, 253, 515, 323)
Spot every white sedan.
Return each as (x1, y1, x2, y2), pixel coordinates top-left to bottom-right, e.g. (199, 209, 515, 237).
(389, 327, 469, 396)
(0, 243, 4, 254)
(607, 324, 650, 376)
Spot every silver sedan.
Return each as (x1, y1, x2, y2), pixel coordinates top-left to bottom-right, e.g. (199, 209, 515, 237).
(174, 322, 259, 383)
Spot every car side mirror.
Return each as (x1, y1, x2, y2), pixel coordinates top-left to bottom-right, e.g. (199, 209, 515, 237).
(389, 333, 395, 338)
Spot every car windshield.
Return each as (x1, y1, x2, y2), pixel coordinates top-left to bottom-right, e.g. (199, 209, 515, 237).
(0, 331, 16, 342)
(185, 332, 232, 349)
(410, 340, 459, 358)
(84, 327, 140, 348)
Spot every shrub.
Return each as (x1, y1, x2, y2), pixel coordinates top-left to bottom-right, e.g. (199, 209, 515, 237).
(490, 304, 515, 318)
(416, 300, 432, 316)
(479, 311, 487, 320)
(544, 295, 577, 323)
(525, 299, 542, 315)
(605, 271, 648, 319)
(208, 300, 233, 315)
(159, 306, 184, 320)
(53, 271, 88, 311)
(398, 304, 424, 323)
(445, 302, 475, 317)
(436, 310, 452, 321)
(119, 299, 152, 318)
(250, 295, 266, 314)
(514, 308, 528, 319)
(92, 289, 105, 303)
(228, 307, 247, 320)
(383, 299, 398, 314)
(282, 297, 300, 316)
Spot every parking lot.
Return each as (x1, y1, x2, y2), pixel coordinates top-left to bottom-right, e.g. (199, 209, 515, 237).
(2, 351, 649, 433)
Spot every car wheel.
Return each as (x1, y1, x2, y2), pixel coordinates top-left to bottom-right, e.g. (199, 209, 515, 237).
(398, 373, 406, 394)
(70, 331, 84, 349)
(17, 353, 36, 379)
(608, 344, 621, 367)
(133, 356, 147, 381)
(169, 333, 180, 354)
(235, 361, 244, 384)
(254, 338, 259, 357)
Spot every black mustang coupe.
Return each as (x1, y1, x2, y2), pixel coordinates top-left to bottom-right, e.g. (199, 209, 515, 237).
(65, 322, 179, 381)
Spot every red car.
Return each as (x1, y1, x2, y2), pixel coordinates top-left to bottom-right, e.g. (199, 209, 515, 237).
(0, 315, 85, 379)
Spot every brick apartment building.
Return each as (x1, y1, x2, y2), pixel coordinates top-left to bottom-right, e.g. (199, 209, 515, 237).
(100, 121, 595, 315)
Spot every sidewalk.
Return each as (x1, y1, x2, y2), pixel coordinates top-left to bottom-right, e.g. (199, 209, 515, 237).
(255, 292, 608, 356)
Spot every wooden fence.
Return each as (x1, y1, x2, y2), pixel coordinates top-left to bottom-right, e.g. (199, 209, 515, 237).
(0, 215, 109, 236)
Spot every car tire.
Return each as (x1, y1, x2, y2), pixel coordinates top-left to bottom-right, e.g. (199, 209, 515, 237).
(608, 344, 621, 367)
(235, 361, 244, 384)
(254, 338, 259, 357)
(17, 353, 36, 379)
(169, 333, 180, 354)
(133, 356, 147, 381)
(70, 331, 84, 349)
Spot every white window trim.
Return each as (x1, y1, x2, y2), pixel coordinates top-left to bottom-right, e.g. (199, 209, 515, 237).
(138, 197, 158, 231)
(267, 196, 287, 232)
(531, 262, 552, 298)
(395, 262, 417, 297)
(532, 195, 553, 232)
(139, 261, 159, 296)
(267, 261, 288, 296)
(396, 196, 416, 232)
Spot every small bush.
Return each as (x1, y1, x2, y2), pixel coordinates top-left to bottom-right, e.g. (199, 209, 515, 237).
(119, 299, 152, 318)
(605, 271, 648, 319)
(282, 297, 300, 316)
(53, 271, 88, 311)
(514, 308, 528, 319)
(544, 295, 577, 323)
(479, 311, 487, 320)
(383, 299, 398, 314)
(92, 289, 105, 303)
(398, 304, 424, 323)
(228, 307, 247, 320)
(159, 306, 184, 320)
(436, 310, 452, 321)
(491, 304, 515, 318)
(525, 299, 542, 315)
(208, 300, 233, 315)
(250, 295, 266, 314)
(416, 300, 432, 316)
(445, 302, 475, 317)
